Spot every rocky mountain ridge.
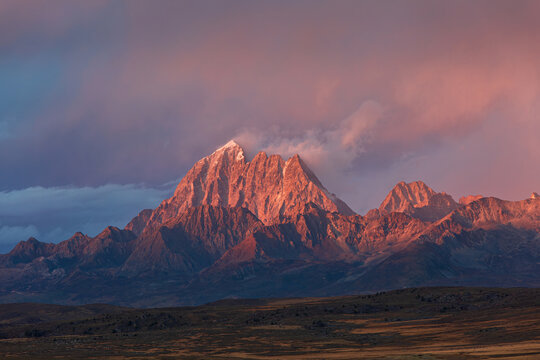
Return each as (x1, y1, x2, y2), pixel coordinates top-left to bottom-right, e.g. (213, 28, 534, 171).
(0, 141, 538, 306)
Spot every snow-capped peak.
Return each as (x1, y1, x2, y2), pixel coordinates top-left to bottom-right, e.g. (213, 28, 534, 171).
(216, 140, 241, 152)
(210, 140, 245, 161)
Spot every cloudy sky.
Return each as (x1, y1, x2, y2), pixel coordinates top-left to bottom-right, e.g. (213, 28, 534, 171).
(1, 0, 539, 252)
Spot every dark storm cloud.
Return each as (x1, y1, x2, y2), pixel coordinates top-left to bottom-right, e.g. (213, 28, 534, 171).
(0, 183, 173, 253)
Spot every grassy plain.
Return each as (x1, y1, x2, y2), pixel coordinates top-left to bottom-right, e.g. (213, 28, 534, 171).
(0, 287, 538, 359)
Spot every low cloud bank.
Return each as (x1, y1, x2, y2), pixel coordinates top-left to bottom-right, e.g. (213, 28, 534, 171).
(0, 183, 174, 253)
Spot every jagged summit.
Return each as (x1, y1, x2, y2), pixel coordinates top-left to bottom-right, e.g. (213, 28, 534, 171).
(143, 141, 355, 228)
(532, 192, 539, 199)
(379, 181, 435, 214)
(210, 140, 245, 161)
(215, 139, 242, 151)
(379, 180, 458, 222)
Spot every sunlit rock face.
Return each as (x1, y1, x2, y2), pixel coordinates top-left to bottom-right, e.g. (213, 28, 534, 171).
(379, 181, 436, 213)
(143, 140, 354, 229)
(378, 181, 459, 222)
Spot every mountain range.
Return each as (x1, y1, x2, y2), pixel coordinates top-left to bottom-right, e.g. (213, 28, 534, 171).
(1, 141, 539, 307)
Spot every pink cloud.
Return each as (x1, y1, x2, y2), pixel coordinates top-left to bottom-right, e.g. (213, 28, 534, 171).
(2, 1, 539, 212)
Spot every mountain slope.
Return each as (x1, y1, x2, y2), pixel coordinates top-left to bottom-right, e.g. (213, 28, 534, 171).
(351, 197, 540, 291)
(186, 196, 540, 303)
(122, 205, 262, 274)
(213, 203, 426, 268)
